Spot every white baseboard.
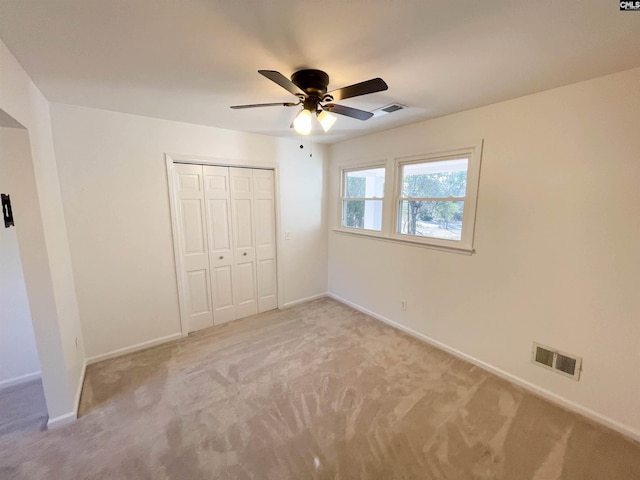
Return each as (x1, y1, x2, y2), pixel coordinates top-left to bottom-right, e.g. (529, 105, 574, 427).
(85, 332, 183, 366)
(47, 411, 76, 429)
(0, 371, 41, 390)
(50, 335, 177, 429)
(282, 292, 328, 309)
(327, 292, 640, 444)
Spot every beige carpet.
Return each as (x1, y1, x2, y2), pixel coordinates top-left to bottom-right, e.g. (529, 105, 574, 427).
(0, 379, 48, 436)
(1, 298, 639, 479)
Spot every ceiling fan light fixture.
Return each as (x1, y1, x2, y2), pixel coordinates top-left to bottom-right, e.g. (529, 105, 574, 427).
(232, 69, 388, 135)
(293, 108, 312, 135)
(317, 110, 337, 132)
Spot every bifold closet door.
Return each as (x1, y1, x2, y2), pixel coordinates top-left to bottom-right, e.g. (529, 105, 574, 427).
(174, 163, 214, 332)
(174, 164, 277, 333)
(203, 166, 236, 324)
(229, 168, 259, 319)
(253, 169, 278, 312)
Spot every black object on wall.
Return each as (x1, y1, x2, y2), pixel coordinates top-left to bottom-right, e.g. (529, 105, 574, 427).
(2, 193, 15, 228)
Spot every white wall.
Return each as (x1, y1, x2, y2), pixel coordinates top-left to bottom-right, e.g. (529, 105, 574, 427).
(278, 143, 329, 306)
(0, 39, 84, 421)
(328, 67, 640, 439)
(50, 104, 328, 359)
(0, 128, 40, 386)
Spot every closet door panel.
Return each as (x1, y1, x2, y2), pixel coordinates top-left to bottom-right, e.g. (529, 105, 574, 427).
(186, 270, 211, 315)
(255, 199, 275, 258)
(174, 163, 213, 332)
(257, 258, 277, 304)
(211, 265, 234, 310)
(253, 169, 278, 312)
(236, 262, 257, 312)
(204, 165, 236, 324)
(233, 199, 255, 252)
(230, 168, 258, 317)
(180, 200, 206, 268)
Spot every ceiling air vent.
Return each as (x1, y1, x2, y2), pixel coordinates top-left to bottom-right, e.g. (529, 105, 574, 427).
(372, 103, 406, 117)
(532, 342, 582, 380)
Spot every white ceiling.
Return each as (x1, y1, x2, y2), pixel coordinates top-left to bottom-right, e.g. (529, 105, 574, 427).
(1, 0, 639, 144)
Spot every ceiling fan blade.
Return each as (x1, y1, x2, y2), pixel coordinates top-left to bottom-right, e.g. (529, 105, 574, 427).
(258, 70, 306, 96)
(324, 103, 374, 121)
(230, 102, 298, 109)
(328, 78, 388, 101)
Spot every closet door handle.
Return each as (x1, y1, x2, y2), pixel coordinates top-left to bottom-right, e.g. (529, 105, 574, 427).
(219, 256, 224, 260)
(243, 252, 247, 256)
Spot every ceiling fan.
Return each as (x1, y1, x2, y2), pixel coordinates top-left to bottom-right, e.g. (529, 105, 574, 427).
(230, 69, 388, 135)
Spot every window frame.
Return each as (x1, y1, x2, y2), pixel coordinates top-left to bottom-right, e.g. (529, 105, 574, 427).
(392, 145, 481, 251)
(338, 163, 387, 234)
(335, 142, 482, 254)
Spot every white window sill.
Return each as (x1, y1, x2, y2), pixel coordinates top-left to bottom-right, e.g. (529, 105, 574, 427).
(332, 228, 475, 255)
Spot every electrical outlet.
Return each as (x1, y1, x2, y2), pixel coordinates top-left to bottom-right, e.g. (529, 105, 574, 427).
(284, 231, 291, 240)
(401, 300, 407, 311)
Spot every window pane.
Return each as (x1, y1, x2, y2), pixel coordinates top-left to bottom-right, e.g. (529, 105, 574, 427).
(398, 200, 464, 241)
(345, 168, 385, 198)
(342, 200, 383, 230)
(401, 158, 468, 198)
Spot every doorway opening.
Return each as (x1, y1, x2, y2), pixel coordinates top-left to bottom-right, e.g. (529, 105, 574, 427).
(0, 112, 47, 434)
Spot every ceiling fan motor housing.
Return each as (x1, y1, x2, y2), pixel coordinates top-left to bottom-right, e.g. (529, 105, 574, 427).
(291, 69, 330, 97)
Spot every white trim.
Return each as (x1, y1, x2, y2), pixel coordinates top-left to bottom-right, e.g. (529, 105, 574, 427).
(47, 411, 76, 429)
(334, 141, 483, 253)
(0, 371, 41, 390)
(165, 156, 189, 336)
(273, 166, 285, 311)
(85, 333, 182, 365)
(338, 162, 387, 233)
(337, 157, 390, 173)
(74, 360, 87, 414)
(326, 292, 640, 443)
(392, 142, 483, 251)
(332, 228, 475, 255)
(337, 158, 391, 232)
(282, 292, 328, 309)
(165, 152, 278, 170)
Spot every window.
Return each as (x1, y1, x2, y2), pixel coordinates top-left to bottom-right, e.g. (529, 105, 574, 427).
(337, 143, 482, 253)
(397, 157, 468, 242)
(394, 147, 480, 251)
(341, 166, 385, 231)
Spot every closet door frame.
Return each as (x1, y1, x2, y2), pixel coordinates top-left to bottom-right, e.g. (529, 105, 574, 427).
(165, 153, 283, 336)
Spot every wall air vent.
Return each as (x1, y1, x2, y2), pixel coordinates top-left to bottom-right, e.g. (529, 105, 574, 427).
(372, 103, 406, 117)
(532, 342, 582, 380)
